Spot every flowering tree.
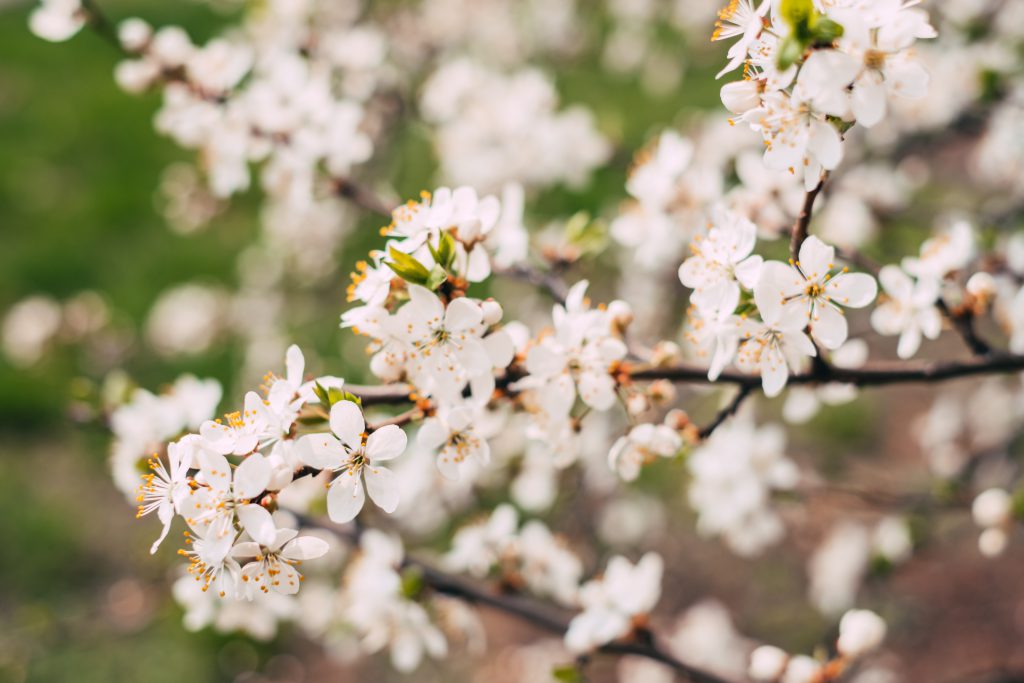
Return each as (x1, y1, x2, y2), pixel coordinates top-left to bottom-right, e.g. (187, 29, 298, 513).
(18, 0, 1024, 681)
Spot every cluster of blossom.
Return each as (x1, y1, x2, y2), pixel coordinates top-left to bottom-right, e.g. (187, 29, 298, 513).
(749, 608, 887, 683)
(679, 212, 877, 396)
(971, 488, 1018, 558)
(1, 291, 111, 367)
(808, 517, 913, 615)
(107, 374, 220, 489)
(420, 59, 611, 192)
(716, 0, 936, 190)
(444, 503, 582, 605)
(687, 411, 798, 555)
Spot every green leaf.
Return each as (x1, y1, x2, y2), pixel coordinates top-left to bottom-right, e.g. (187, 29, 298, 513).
(386, 247, 431, 285)
(426, 264, 449, 291)
(313, 381, 330, 406)
(780, 0, 815, 34)
(551, 665, 582, 683)
(776, 35, 805, 71)
(438, 231, 456, 269)
(813, 17, 845, 43)
(400, 566, 424, 599)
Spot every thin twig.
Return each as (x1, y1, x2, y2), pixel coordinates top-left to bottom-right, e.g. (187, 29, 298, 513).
(331, 177, 397, 219)
(495, 264, 570, 305)
(936, 300, 992, 357)
(790, 176, 828, 262)
(698, 385, 753, 439)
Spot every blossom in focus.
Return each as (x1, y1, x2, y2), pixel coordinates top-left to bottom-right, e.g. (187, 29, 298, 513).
(296, 400, 408, 523)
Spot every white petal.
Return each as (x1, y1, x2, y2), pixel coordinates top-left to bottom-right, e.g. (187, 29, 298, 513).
(364, 466, 399, 513)
(760, 344, 790, 398)
(236, 503, 277, 547)
(327, 472, 365, 523)
(811, 304, 849, 350)
(828, 273, 877, 308)
(417, 418, 448, 450)
(330, 400, 365, 449)
(797, 236, 835, 280)
(233, 452, 271, 500)
(366, 424, 408, 462)
(199, 450, 232, 493)
(281, 536, 330, 561)
(444, 297, 483, 331)
(295, 433, 346, 470)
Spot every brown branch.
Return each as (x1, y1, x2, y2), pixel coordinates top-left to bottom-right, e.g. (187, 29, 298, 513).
(331, 177, 397, 219)
(297, 515, 736, 683)
(790, 176, 828, 262)
(936, 300, 992, 357)
(698, 385, 753, 439)
(495, 264, 570, 305)
(629, 352, 1024, 388)
(78, 0, 123, 51)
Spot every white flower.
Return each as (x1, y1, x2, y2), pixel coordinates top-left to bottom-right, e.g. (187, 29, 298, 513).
(137, 437, 197, 554)
(295, 400, 408, 523)
(678, 206, 764, 314)
(743, 92, 845, 191)
(29, 0, 84, 42)
(749, 645, 788, 681)
(200, 391, 277, 455)
(386, 286, 514, 405)
(836, 609, 887, 658)
(417, 404, 491, 480)
(608, 422, 682, 481)
(233, 505, 329, 595)
(832, 9, 934, 127)
(971, 488, 1012, 529)
(870, 265, 941, 359)
(688, 414, 797, 554)
(757, 236, 878, 351)
(712, 0, 770, 78)
(523, 281, 628, 411)
(736, 291, 817, 398)
(901, 219, 975, 282)
(445, 504, 519, 576)
(565, 553, 663, 653)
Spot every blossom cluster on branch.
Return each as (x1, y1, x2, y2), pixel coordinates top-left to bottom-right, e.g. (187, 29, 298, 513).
(18, 0, 1024, 680)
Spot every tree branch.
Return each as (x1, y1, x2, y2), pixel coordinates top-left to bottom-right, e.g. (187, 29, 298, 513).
(790, 176, 828, 262)
(331, 176, 397, 219)
(297, 515, 736, 683)
(936, 300, 992, 357)
(698, 385, 753, 439)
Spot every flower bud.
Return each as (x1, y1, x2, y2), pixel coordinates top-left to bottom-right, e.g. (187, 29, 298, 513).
(972, 488, 1012, 528)
(749, 645, 788, 681)
(150, 26, 194, 68)
(481, 299, 503, 326)
(721, 79, 761, 115)
(118, 17, 153, 52)
(979, 527, 1008, 557)
(114, 59, 160, 94)
(837, 609, 887, 658)
(651, 340, 682, 366)
(782, 655, 821, 683)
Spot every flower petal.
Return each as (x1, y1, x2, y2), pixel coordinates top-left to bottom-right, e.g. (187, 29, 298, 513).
(236, 503, 277, 547)
(330, 400, 365, 449)
(828, 272, 877, 308)
(327, 472, 365, 523)
(366, 424, 408, 462)
(364, 466, 399, 513)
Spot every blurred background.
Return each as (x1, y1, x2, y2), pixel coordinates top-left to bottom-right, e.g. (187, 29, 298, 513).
(2, 0, 1024, 682)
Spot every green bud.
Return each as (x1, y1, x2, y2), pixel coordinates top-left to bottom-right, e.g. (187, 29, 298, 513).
(386, 246, 431, 285)
(776, 34, 805, 71)
(426, 264, 449, 291)
(813, 17, 845, 43)
(551, 665, 583, 683)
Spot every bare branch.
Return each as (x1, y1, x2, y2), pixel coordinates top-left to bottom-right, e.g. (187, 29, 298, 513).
(789, 176, 828, 262)
(331, 176, 397, 219)
(698, 385, 753, 439)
